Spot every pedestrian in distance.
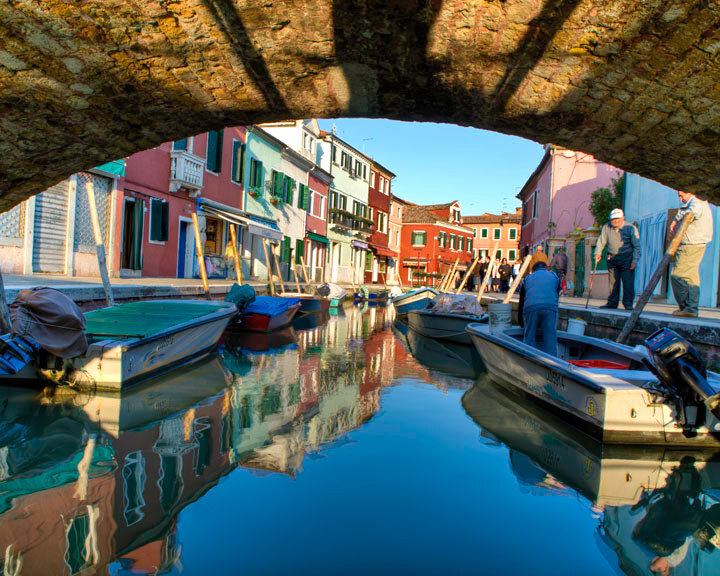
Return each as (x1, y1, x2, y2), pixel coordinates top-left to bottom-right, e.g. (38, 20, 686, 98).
(594, 208, 641, 311)
(512, 259, 521, 282)
(527, 244, 548, 278)
(518, 261, 560, 356)
(549, 247, 569, 295)
(670, 190, 714, 317)
(498, 258, 512, 292)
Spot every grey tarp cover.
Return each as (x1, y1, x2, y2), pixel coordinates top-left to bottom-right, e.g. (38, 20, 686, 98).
(9, 288, 88, 358)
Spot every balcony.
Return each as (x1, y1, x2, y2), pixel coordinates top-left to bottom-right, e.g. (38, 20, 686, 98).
(329, 209, 354, 231)
(352, 220, 373, 236)
(170, 150, 205, 195)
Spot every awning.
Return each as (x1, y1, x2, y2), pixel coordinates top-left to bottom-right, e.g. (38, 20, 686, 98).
(198, 198, 282, 242)
(307, 232, 329, 245)
(94, 159, 126, 177)
(370, 245, 397, 258)
(351, 240, 368, 250)
(246, 215, 282, 242)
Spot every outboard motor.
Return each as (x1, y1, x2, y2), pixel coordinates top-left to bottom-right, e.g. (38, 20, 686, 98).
(643, 328, 720, 433)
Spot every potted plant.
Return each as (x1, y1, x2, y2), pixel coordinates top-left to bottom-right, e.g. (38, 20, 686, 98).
(249, 189, 259, 198)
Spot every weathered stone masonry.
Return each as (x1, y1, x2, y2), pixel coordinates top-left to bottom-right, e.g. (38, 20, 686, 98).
(1, 0, 720, 210)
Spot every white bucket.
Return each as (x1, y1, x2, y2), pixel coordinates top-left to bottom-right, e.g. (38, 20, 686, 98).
(488, 302, 512, 333)
(567, 318, 587, 336)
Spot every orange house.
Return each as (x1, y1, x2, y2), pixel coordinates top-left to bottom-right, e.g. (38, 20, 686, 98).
(462, 207, 522, 265)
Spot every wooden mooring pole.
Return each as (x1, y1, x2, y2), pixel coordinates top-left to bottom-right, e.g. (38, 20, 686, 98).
(191, 213, 211, 299)
(86, 181, 115, 307)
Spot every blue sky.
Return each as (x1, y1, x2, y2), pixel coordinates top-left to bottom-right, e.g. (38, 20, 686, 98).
(318, 119, 545, 216)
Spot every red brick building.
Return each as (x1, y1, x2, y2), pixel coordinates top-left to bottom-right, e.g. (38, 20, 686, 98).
(462, 207, 522, 264)
(365, 161, 396, 284)
(399, 200, 474, 286)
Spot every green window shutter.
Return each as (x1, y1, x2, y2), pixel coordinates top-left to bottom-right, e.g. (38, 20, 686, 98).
(161, 200, 169, 241)
(295, 239, 304, 264)
(206, 131, 218, 172)
(254, 160, 263, 192)
(150, 198, 163, 241)
(302, 185, 310, 211)
(297, 185, 305, 209)
(283, 236, 291, 262)
(421, 232, 427, 245)
(173, 138, 187, 151)
(285, 177, 294, 204)
(215, 130, 223, 173)
(231, 141, 245, 183)
(272, 171, 282, 197)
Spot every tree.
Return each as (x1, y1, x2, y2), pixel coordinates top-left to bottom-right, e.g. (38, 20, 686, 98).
(589, 175, 624, 226)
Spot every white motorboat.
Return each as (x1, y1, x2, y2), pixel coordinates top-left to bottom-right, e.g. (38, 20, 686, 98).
(466, 323, 720, 446)
(391, 287, 439, 317)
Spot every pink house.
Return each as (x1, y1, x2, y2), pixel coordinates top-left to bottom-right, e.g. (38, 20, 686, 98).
(304, 167, 331, 281)
(518, 145, 622, 255)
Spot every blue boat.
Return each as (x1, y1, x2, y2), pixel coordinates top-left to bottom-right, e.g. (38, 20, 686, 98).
(391, 287, 439, 317)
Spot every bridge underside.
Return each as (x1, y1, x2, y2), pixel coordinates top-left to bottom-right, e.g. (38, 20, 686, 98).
(1, 0, 719, 209)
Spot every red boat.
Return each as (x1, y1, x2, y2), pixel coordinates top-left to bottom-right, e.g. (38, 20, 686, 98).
(235, 296, 302, 333)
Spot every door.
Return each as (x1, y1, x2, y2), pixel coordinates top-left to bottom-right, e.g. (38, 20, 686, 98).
(121, 199, 144, 270)
(177, 220, 195, 278)
(32, 182, 69, 273)
(331, 243, 339, 283)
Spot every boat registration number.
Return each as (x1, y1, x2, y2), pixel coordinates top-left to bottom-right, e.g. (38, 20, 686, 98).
(545, 369, 565, 390)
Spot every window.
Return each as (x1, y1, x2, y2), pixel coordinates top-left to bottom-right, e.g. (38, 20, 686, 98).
(385, 179, 390, 194)
(282, 236, 291, 263)
(332, 145, 337, 164)
(495, 249, 502, 260)
(379, 177, 385, 194)
(459, 237, 465, 251)
(173, 138, 188, 151)
(149, 198, 169, 242)
(395, 230, 400, 246)
(522, 200, 531, 225)
(493, 228, 501, 240)
(204, 217, 223, 256)
(271, 170, 284, 199)
(468, 238, 473, 253)
(231, 141, 245, 184)
(363, 165, 367, 180)
(508, 249, 517, 261)
(206, 130, 224, 172)
(452, 208, 461, 221)
(298, 184, 310, 211)
(368, 207, 373, 221)
(509, 227, 517, 240)
(532, 190, 538, 218)
(249, 158, 263, 191)
(377, 212, 386, 234)
(284, 176, 295, 204)
(481, 228, 488, 239)
(480, 249, 488, 258)
(397, 206, 402, 218)
(370, 172, 376, 188)
(295, 239, 304, 264)
(411, 231, 427, 246)
(450, 234, 456, 249)
(66, 512, 93, 574)
(365, 251, 373, 271)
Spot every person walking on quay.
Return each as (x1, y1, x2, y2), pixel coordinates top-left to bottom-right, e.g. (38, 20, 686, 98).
(669, 191, 714, 317)
(518, 261, 560, 356)
(594, 208, 641, 311)
(498, 258, 512, 292)
(549, 247, 569, 294)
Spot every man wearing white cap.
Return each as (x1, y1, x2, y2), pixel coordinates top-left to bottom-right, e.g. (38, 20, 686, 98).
(594, 208, 641, 310)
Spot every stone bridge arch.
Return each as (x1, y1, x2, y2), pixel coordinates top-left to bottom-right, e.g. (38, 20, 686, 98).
(1, 0, 719, 210)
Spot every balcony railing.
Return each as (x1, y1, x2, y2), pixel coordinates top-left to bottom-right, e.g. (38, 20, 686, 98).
(329, 210, 354, 230)
(170, 150, 205, 195)
(352, 221, 373, 236)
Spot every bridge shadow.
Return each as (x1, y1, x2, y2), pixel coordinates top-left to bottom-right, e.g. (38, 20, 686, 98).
(200, 0, 289, 115)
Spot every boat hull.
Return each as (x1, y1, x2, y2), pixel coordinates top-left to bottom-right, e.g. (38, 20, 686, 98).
(392, 288, 438, 317)
(407, 309, 487, 345)
(66, 302, 237, 392)
(466, 323, 720, 447)
(238, 303, 301, 332)
(354, 290, 389, 302)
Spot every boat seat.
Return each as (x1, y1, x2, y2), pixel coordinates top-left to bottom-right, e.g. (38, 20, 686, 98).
(577, 367, 657, 385)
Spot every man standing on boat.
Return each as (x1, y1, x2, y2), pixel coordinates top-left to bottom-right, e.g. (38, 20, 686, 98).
(594, 208, 641, 311)
(669, 191, 714, 317)
(518, 261, 560, 356)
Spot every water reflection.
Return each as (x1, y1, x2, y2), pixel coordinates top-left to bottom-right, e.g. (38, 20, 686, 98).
(0, 305, 419, 575)
(463, 378, 720, 576)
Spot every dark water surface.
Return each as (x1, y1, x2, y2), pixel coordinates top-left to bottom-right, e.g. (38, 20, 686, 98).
(1, 306, 719, 575)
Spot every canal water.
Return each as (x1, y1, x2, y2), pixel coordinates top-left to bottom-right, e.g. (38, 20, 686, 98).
(0, 305, 718, 575)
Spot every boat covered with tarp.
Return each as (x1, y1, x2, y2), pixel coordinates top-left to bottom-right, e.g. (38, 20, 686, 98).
(466, 323, 720, 446)
(407, 293, 487, 345)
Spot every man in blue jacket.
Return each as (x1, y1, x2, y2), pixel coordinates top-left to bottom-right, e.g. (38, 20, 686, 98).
(518, 261, 561, 356)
